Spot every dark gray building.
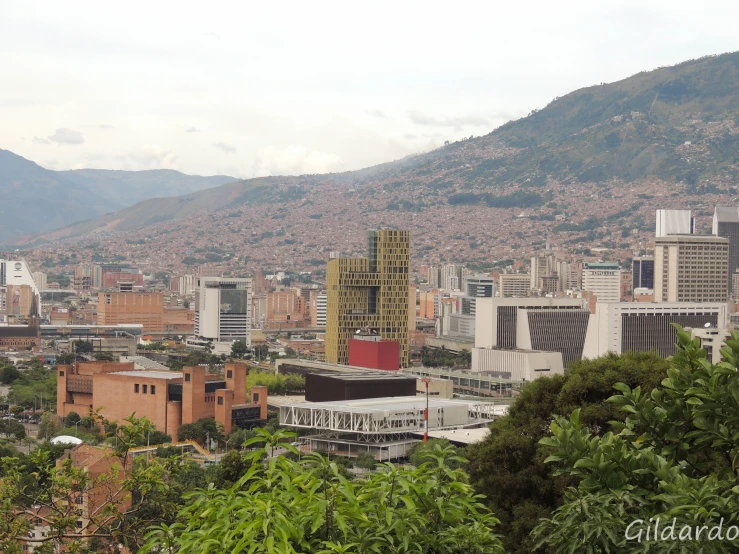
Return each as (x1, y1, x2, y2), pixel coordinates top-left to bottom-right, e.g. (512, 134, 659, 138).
(632, 256, 655, 291)
(713, 206, 739, 295)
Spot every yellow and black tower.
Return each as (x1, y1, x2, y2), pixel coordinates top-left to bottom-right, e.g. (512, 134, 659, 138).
(326, 229, 410, 367)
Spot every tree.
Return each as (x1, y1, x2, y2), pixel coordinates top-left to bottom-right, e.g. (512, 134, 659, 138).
(230, 340, 248, 359)
(0, 365, 21, 385)
(0, 419, 26, 441)
(56, 353, 76, 365)
(533, 327, 739, 552)
(64, 411, 82, 427)
(466, 351, 669, 554)
(37, 412, 59, 440)
(0, 413, 195, 553)
(354, 451, 377, 471)
(73, 340, 94, 354)
(142, 435, 504, 553)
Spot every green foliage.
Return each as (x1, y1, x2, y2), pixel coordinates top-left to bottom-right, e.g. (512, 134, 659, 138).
(466, 351, 669, 554)
(230, 340, 248, 359)
(7, 359, 56, 410)
(73, 340, 94, 354)
(408, 438, 466, 469)
(64, 411, 81, 427)
(354, 451, 377, 470)
(421, 346, 471, 368)
(142, 434, 504, 554)
(177, 417, 223, 445)
(0, 364, 21, 385)
(247, 369, 305, 395)
(0, 419, 26, 440)
(533, 327, 739, 552)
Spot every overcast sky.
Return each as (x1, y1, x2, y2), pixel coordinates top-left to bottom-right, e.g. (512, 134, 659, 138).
(3, 1, 739, 179)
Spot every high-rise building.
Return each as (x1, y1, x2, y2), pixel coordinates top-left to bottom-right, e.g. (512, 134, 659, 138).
(474, 297, 591, 367)
(656, 209, 694, 237)
(264, 290, 308, 329)
(97, 292, 164, 332)
(0, 260, 41, 323)
(632, 256, 655, 291)
(440, 264, 463, 291)
(178, 274, 196, 296)
(713, 206, 739, 295)
(310, 292, 327, 327)
(530, 243, 557, 291)
(654, 235, 729, 302)
(584, 302, 728, 362)
(193, 277, 252, 345)
(426, 266, 440, 288)
(582, 262, 621, 303)
(326, 229, 410, 367)
(498, 274, 531, 298)
(461, 274, 495, 316)
(32, 271, 47, 290)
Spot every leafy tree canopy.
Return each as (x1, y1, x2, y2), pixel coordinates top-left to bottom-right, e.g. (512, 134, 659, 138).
(534, 327, 739, 553)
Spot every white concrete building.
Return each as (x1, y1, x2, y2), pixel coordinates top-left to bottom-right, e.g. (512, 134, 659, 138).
(471, 348, 564, 380)
(193, 277, 252, 349)
(582, 302, 728, 362)
(582, 262, 621, 303)
(656, 209, 694, 237)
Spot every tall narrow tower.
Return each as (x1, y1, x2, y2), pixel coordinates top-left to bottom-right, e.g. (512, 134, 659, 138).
(326, 230, 410, 367)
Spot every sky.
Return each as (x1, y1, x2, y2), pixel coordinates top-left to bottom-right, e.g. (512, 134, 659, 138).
(3, 1, 739, 179)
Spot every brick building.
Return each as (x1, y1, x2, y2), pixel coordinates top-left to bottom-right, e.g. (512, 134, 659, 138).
(264, 290, 308, 329)
(57, 362, 267, 437)
(0, 318, 41, 352)
(97, 291, 164, 332)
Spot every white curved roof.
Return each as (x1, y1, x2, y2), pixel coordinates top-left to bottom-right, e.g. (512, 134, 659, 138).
(50, 435, 83, 445)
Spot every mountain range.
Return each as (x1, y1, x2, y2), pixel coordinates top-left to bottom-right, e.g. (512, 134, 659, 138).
(0, 149, 234, 243)
(6, 52, 739, 271)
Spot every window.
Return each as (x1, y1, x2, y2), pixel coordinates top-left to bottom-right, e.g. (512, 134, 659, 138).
(185, 373, 191, 382)
(151, 385, 156, 395)
(217, 397, 223, 405)
(227, 370, 233, 378)
(253, 392, 260, 402)
(59, 371, 64, 376)
(134, 384, 139, 393)
(143, 384, 148, 394)
(77, 521, 83, 528)
(75, 495, 83, 504)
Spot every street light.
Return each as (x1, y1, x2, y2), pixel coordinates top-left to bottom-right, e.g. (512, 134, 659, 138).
(422, 377, 431, 443)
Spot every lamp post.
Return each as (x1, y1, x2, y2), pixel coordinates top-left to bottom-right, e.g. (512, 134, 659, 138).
(422, 377, 431, 442)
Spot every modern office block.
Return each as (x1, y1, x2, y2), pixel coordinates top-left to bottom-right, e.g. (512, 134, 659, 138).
(475, 297, 591, 366)
(654, 235, 729, 302)
(193, 277, 252, 345)
(582, 262, 621, 303)
(632, 256, 655, 291)
(713, 206, 739, 295)
(326, 230, 410, 367)
(498, 274, 531, 298)
(583, 302, 728, 361)
(656, 209, 694, 237)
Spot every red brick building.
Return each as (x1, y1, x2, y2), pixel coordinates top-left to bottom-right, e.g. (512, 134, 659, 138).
(57, 362, 267, 437)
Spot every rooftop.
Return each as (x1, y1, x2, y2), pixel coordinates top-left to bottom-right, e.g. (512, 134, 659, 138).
(283, 395, 488, 413)
(419, 428, 491, 445)
(110, 370, 182, 380)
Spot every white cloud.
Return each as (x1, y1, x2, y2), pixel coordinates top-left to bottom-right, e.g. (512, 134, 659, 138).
(185, 127, 200, 133)
(213, 142, 236, 153)
(32, 136, 51, 144)
(253, 145, 343, 177)
(118, 145, 178, 170)
(48, 128, 85, 145)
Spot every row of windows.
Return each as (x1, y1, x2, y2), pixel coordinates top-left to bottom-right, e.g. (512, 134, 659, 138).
(134, 384, 156, 394)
